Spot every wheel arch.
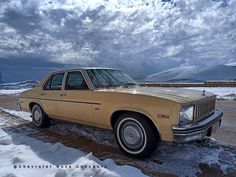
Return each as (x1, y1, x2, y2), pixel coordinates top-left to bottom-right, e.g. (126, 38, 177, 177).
(29, 102, 45, 112)
(110, 110, 161, 140)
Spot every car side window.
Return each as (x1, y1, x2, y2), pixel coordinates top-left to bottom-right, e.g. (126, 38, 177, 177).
(44, 73, 64, 90)
(44, 77, 52, 90)
(65, 72, 89, 90)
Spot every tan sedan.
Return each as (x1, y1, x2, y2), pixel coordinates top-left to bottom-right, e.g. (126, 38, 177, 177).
(19, 68, 223, 158)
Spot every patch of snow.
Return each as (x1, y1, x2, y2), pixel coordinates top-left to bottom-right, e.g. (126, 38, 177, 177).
(0, 88, 30, 95)
(150, 141, 227, 176)
(1, 108, 32, 121)
(185, 87, 236, 100)
(0, 114, 148, 177)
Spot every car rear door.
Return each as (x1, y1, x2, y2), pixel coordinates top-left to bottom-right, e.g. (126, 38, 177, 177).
(39, 72, 65, 117)
(58, 71, 93, 124)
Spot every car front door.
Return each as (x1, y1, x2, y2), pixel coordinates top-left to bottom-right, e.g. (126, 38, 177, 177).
(39, 72, 65, 117)
(58, 71, 93, 124)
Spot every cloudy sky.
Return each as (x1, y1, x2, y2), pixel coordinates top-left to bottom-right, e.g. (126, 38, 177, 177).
(0, 0, 236, 82)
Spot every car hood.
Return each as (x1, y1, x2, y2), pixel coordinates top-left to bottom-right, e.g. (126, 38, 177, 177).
(99, 86, 216, 103)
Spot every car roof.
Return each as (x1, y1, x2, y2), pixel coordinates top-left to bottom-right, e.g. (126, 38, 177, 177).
(51, 67, 119, 74)
(39, 67, 120, 86)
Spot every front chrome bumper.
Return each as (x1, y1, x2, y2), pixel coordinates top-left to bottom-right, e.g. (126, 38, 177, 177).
(172, 109, 223, 142)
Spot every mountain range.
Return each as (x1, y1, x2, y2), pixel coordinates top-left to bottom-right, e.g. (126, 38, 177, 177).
(145, 64, 236, 82)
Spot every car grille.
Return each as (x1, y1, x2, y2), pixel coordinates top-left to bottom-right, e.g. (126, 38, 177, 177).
(194, 99, 216, 120)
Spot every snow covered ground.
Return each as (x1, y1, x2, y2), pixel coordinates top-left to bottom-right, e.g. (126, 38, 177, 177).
(1, 108, 32, 121)
(0, 88, 30, 95)
(0, 110, 147, 177)
(184, 87, 236, 100)
(0, 80, 35, 95)
(1, 108, 236, 177)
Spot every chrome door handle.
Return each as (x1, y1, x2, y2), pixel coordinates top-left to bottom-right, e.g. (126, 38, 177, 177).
(60, 93, 66, 96)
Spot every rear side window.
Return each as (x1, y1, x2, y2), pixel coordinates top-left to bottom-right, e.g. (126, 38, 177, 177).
(44, 73, 64, 90)
(65, 72, 88, 90)
(44, 77, 52, 90)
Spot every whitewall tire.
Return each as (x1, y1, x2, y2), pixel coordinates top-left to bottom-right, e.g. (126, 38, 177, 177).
(114, 113, 159, 158)
(32, 104, 50, 128)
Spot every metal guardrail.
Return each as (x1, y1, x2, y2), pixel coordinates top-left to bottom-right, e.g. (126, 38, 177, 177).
(140, 81, 236, 87)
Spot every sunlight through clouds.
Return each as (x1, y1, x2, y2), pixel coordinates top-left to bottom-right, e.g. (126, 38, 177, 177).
(0, 0, 235, 79)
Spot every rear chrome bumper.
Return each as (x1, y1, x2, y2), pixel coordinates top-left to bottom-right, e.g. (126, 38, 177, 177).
(172, 109, 223, 142)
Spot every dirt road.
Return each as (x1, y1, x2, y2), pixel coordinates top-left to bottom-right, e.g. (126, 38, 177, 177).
(0, 95, 236, 177)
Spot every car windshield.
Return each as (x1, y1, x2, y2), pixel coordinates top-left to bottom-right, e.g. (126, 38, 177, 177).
(86, 69, 137, 89)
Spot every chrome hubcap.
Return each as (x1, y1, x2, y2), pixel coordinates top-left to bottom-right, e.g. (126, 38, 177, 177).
(121, 122, 144, 149)
(34, 109, 42, 124)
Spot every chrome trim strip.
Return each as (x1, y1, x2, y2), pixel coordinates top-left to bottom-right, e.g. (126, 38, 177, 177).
(20, 97, 101, 105)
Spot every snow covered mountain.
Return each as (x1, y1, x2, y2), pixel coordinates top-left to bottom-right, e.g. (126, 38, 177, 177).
(1, 80, 39, 89)
(145, 64, 236, 82)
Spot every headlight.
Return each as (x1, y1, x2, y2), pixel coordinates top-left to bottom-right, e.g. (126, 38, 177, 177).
(179, 106, 194, 125)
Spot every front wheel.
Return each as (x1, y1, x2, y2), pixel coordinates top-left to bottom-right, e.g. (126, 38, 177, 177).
(32, 104, 50, 128)
(114, 113, 159, 158)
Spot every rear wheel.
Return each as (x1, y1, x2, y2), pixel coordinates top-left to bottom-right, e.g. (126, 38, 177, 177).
(114, 113, 159, 158)
(32, 104, 50, 128)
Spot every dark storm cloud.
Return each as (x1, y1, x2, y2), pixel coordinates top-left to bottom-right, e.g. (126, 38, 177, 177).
(0, 57, 64, 67)
(0, 57, 66, 83)
(1, 9, 41, 34)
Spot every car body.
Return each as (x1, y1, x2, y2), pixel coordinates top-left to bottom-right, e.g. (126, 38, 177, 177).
(19, 67, 223, 158)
